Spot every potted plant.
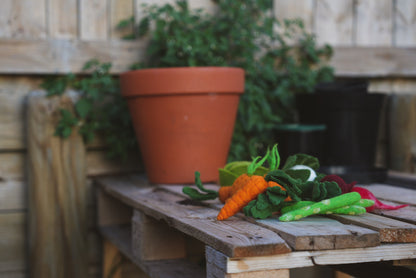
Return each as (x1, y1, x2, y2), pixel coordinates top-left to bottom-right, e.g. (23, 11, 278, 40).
(119, 0, 334, 181)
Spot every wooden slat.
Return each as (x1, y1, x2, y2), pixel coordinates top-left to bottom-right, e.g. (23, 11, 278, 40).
(110, 0, 134, 39)
(386, 94, 416, 173)
(314, 0, 354, 45)
(161, 184, 380, 251)
(0, 180, 25, 211)
(0, 40, 415, 77)
(100, 225, 205, 278)
(96, 176, 291, 257)
(371, 201, 416, 225)
(328, 213, 416, 242)
(27, 91, 88, 278)
(0, 0, 46, 38)
(273, 0, 314, 32)
(79, 0, 108, 40)
(0, 39, 145, 75)
(394, 0, 416, 46)
(254, 216, 379, 250)
(330, 47, 416, 77)
(48, 0, 78, 39)
(0, 212, 26, 273)
(360, 184, 416, 206)
(208, 243, 416, 274)
(355, 0, 393, 46)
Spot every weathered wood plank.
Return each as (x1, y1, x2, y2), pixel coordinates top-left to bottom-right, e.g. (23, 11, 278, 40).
(328, 213, 416, 242)
(330, 47, 416, 77)
(273, 0, 314, 32)
(386, 94, 416, 173)
(0, 39, 145, 75)
(360, 184, 416, 206)
(208, 243, 416, 274)
(96, 176, 291, 257)
(355, 0, 393, 46)
(161, 184, 380, 251)
(100, 225, 205, 278)
(0, 212, 26, 273)
(79, 0, 108, 40)
(110, 0, 134, 39)
(0, 0, 46, 38)
(315, 0, 354, 45)
(132, 210, 186, 261)
(27, 91, 88, 278)
(0, 180, 25, 211)
(254, 216, 379, 250)
(48, 0, 78, 38)
(0, 41, 415, 77)
(371, 201, 416, 225)
(394, 0, 416, 46)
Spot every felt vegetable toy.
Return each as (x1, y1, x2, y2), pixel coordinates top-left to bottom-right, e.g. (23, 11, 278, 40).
(281, 199, 375, 215)
(279, 192, 362, 221)
(217, 146, 283, 220)
(321, 174, 408, 212)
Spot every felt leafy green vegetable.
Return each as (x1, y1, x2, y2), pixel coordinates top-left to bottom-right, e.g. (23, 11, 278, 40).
(182, 171, 218, 201)
(282, 153, 320, 171)
(279, 192, 362, 221)
(243, 186, 289, 219)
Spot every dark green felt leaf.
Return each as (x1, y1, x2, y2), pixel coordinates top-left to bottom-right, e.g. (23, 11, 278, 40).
(282, 154, 320, 171)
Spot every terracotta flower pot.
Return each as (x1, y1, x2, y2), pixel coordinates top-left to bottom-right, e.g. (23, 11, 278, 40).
(120, 67, 245, 184)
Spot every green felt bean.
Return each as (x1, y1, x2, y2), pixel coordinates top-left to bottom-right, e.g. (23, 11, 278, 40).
(325, 205, 366, 215)
(354, 199, 375, 208)
(279, 192, 362, 221)
(281, 201, 315, 214)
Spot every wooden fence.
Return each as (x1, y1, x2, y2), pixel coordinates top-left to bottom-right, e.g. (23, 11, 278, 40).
(0, 0, 416, 277)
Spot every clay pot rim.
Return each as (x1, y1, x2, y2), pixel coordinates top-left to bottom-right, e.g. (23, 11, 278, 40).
(120, 66, 245, 97)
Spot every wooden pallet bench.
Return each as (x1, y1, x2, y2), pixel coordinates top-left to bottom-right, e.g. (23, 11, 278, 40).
(95, 175, 416, 278)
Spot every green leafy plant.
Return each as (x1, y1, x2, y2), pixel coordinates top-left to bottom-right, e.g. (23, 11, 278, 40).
(125, 0, 334, 160)
(41, 60, 138, 160)
(43, 0, 334, 162)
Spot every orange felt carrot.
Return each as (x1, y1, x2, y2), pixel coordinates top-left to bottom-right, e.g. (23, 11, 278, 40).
(217, 175, 269, 220)
(218, 173, 252, 203)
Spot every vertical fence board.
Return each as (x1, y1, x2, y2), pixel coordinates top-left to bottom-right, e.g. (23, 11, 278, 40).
(388, 94, 416, 173)
(27, 91, 88, 278)
(315, 0, 354, 45)
(79, 0, 108, 40)
(0, 0, 47, 38)
(273, 0, 314, 32)
(48, 0, 78, 38)
(394, 0, 416, 46)
(110, 0, 134, 39)
(355, 0, 393, 46)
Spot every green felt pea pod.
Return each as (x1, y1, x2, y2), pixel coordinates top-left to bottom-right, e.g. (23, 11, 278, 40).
(325, 205, 366, 215)
(279, 192, 362, 221)
(354, 199, 375, 208)
(280, 201, 316, 214)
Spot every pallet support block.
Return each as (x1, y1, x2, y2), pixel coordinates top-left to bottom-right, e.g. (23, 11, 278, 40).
(132, 210, 186, 261)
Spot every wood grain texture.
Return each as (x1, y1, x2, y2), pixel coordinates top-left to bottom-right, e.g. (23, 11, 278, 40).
(255, 216, 379, 250)
(208, 243, 416, 274)
(0, 0, 46, 38)
(132, 210, 186, 261)
(96, 176, 291, 257)
(27, 91, 88, 278)
(328, 213, 416, 242)
(0, 212, 26, 273)
(79, 0, 108, 40)
(387, 94, 416, 172)
(394, 0, 416, 46)
(0, 180, 25, 210)
(360, 184, 416, 206)
(355, 0, 393, 46)
(48, 0, 78, 38)
(110, 0, 134, 39)
(0, 39, 145, 74)
(273, 0, 314, 32)
(315, 0, 354, 45)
